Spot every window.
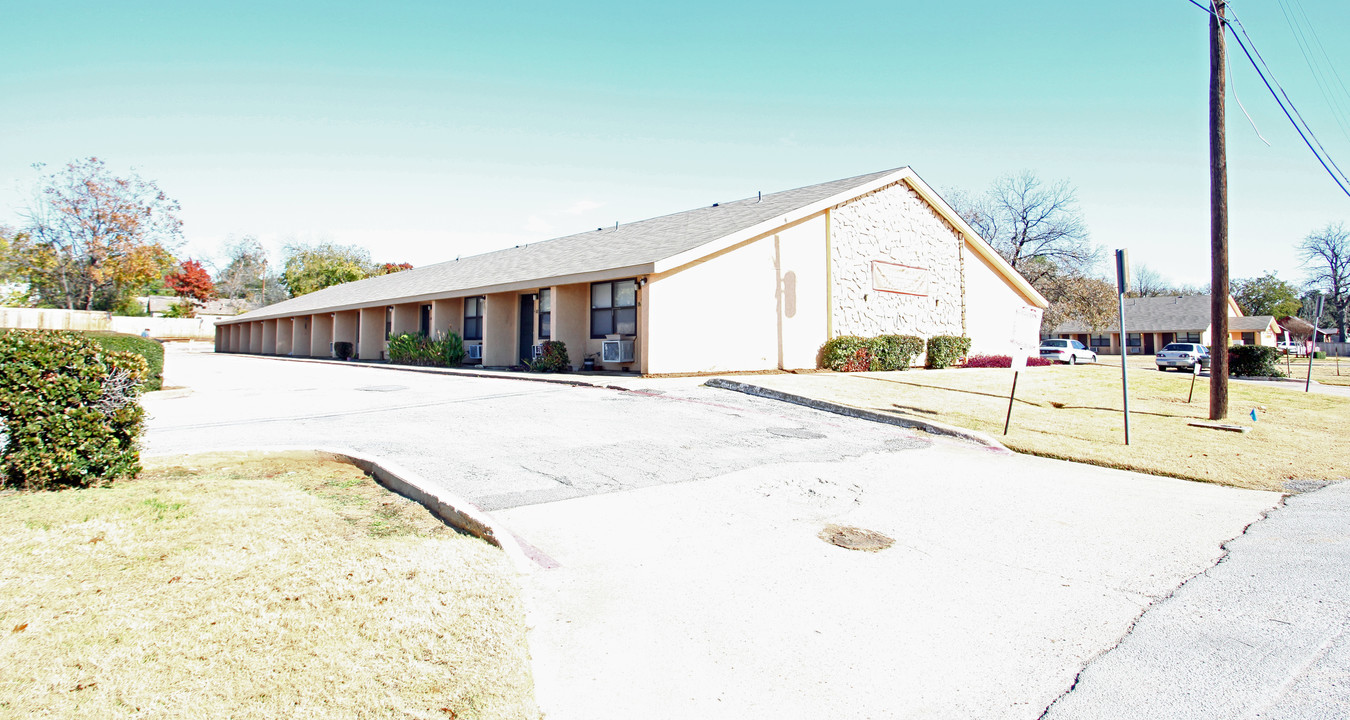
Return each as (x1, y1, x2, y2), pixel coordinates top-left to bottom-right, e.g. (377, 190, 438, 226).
(1071, 340, 1087, 350)
(464, 296, 484, 340)
(420, 305, 431, 337)
(1181, 332, 1202, 343)
(591, 279, 637, 338)
(1090, 335, 1111, 348)
(384, 307, 393, 340)
(1126, 333, 1141, 353)
(1241, 332, 1255, 345)
(539, 288, 551, 340)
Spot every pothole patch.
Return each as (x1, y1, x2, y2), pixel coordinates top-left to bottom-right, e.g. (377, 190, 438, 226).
(356, 385, 408, 393)
(767, 427, 827, 440)
(819, 524, 894, 552)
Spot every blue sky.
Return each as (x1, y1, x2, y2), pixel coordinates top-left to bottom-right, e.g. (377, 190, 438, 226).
(2, 0, 1347, 288)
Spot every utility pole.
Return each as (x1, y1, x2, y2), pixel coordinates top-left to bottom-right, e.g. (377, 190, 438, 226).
(1209, 0, 1230, 420)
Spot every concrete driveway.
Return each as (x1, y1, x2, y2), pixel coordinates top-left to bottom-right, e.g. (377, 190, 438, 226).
(145, 346, 1288, 718)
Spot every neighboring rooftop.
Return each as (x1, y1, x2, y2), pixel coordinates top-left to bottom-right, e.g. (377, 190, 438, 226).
(224, 168, 906, 323)
(1055, 294, 1249, 334)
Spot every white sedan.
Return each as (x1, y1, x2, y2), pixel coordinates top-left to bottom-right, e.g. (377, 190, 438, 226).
(1155, 343, 1210, 371)
(1039, 339, 1097, 365)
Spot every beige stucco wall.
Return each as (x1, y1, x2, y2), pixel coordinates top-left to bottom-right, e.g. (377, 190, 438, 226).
(962, 244, 1042, 355)
(646, 214, 827, 374)
(392, 303, 419, 336)
(829, 181, 964, 342)
(432, 298, 461, 338)
(291, 316, 311, 356)
(261, 320, 276, 354)
(333, 310, 358, 351)
(275, 319, 293, 356)
(483, 292, 516, 366)
(357, 307, 385, 360)
(310, 313, 333, 357)
(553, 284, 588, 370)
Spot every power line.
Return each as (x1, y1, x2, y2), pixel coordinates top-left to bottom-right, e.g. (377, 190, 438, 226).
(1185, 0, 1350, 198)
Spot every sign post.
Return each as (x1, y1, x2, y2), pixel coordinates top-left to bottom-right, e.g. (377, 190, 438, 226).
(1306, 295, 1324, 392)
(1116, 249, 1132, 445)
(1188, 360, 1201, 403)
(1004, 306, 1043, 436)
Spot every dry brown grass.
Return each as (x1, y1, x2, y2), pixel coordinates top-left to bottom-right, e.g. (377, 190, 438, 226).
(1273, 354, 1350, 387)
(741, 361, 1350, 492)
(0, 452, 536, 720)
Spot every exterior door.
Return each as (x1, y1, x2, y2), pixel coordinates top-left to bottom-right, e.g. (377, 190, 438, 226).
(1144, 333, 1156, 354)
(518, 294, 536, 365)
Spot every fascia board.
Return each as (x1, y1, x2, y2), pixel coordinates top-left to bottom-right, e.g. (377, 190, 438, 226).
(218, 263, 654, 325)
(901, 171, 1051, 310)
(651, 168, 918, 275)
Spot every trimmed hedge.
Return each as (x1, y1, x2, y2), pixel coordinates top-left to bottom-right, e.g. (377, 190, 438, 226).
(0, 330, 148, 490)
(386, 332, 467, 367)
(963, 354, 1054, 368)
(1228, 345, 1283, 378)
(819, 334, 923, 372)
(528, 340, 571, 372)
(925, 335, 972, 369)
(88, 331, 163, 392)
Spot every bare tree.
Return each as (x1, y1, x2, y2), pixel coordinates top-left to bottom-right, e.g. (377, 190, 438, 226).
(1299, 222, 1349, 339)
(955, 171, 1100, 285)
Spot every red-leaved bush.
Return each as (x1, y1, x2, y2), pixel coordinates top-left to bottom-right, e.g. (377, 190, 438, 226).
(842, 347, 872, 373)
(963, 354, 1053, 368)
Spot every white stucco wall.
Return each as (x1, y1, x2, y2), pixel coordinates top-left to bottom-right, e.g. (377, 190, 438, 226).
(962, 245, 1042, 354)
(829, 181, 964, 341)
(646, 214, 827, 374)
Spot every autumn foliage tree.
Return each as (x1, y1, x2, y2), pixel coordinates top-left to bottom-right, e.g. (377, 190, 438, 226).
(163, 259, 215, 317)
(17, 158, 182, 311)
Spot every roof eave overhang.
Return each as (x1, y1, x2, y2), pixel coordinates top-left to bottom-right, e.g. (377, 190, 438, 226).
(217, 262, 655, 325)
(651, 167, 1050, 309)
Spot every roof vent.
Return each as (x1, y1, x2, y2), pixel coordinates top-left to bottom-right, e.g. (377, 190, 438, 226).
(712, 202, 719, 207)
(758, 191, 762, 202)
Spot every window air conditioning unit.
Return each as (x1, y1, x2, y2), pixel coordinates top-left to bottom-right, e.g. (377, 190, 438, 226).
(601, 339, 635, 363)
(467, 344, 483, 360)
(532, 344, 544, 359)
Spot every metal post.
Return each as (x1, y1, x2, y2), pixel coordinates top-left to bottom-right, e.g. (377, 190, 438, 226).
(1116, 249, 1132, 445)
(1004, 371, 1019, 436)
(1306, 296, 1324, 392)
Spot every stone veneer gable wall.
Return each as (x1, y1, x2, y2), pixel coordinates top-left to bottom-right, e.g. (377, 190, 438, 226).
(830, 181, 964, 339)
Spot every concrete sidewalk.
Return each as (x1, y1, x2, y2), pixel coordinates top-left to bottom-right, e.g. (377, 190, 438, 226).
(497, 449, 1279, 719)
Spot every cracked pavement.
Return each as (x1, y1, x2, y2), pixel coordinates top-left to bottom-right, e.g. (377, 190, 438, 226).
(144, 346, 1317, 719)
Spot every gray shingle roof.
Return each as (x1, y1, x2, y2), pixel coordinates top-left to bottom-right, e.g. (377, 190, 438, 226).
(1230, 315, 1277, 332)
(226, 168, 904, 323)
(1055, 294, 1230, 334)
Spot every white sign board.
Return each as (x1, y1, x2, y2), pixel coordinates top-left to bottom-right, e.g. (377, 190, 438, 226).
(1010, 305, 1044, 371)
(871, 260, 928, 297)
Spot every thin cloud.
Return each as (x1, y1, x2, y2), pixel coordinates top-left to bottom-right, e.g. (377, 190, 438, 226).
(523, 215, 553, 234)
(566, 200, 605, 215)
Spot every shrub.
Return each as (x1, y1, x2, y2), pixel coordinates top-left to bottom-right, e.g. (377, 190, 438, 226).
(820, 336, 869, 371)
(1228, 345, 1283, 377)
(1313, 350, 1327, 359)
(0, 330, 148, 490)
(962, 354, 1054, 368)
(925, 335, 972, 369)
(528, 340, 571, 372)
(440, 332, 466, 365)
(386, 332, 467, 367)
(869, 334, 924, 371)
(88, 331, 164, 392)
(334, 341, 355, 360)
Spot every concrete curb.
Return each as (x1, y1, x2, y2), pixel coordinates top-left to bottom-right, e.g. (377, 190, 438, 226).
(213, 351, 627, 389)
(144, 387, 193, 400)
(143, 445, 534, 571)
(704, 377, 1011, 452)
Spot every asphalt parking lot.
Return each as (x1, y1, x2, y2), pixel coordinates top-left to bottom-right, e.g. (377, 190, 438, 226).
(143, 347, 1347, 719)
